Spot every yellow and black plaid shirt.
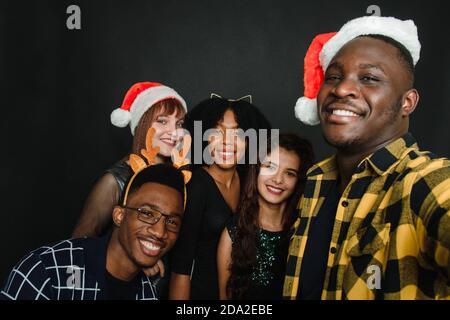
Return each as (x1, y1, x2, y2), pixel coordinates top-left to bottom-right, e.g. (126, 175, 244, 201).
(284, 133, 450, 300)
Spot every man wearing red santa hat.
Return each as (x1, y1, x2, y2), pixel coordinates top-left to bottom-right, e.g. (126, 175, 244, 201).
(285, 16, 449, 300)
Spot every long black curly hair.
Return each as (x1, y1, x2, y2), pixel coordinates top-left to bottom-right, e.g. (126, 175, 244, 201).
(227, 133, 315, 299)
(184, 97, 272, 178)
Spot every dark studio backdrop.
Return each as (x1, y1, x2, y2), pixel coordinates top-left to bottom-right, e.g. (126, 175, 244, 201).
(0, 0, 449, 281)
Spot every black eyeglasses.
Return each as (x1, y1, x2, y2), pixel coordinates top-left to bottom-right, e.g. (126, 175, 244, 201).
(122, 205, 182, 233)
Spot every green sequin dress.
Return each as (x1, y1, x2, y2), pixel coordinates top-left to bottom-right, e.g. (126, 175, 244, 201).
(227, 215, 289, 299)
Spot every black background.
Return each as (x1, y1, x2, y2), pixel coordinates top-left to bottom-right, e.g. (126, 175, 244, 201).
(0, 0, 449, 281)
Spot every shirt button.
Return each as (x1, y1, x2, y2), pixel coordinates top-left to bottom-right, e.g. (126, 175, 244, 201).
(341, 200, 349, 207)
(330, 247, 337, 254)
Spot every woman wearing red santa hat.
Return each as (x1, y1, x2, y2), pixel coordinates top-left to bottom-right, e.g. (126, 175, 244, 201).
(72, 82, 187, 238)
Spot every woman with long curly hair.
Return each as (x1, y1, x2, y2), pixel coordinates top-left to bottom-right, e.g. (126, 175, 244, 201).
(169, 96, 272, 300)
(217, 133, 314, 299)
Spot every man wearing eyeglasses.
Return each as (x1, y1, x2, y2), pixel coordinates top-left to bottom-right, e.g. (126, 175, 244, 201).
(0, 164, 185, 300)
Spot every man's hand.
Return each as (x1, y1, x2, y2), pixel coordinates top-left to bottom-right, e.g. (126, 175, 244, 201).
(144, 259, 165, 277)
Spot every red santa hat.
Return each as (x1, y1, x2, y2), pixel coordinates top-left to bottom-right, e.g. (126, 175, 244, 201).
(295, 16, 421, 125)
(111, 82, 187, 135)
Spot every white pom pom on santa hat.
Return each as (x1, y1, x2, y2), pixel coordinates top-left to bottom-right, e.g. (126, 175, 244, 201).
(294, 97, 320, 125)
(294, 16, 421, 126)
(294, 32, 336, 126)
(111, 108, 132, 128)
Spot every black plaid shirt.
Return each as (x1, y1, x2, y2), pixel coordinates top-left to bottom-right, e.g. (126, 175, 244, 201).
(1, 235, 158, 300)
(284, 133, 450, 300)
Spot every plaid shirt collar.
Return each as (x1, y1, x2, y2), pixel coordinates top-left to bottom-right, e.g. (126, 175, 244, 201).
(307, 133, 418, 178)
(281, 132, 448, 300)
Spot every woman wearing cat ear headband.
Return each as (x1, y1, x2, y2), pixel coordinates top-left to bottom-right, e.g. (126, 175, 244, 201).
(170, 94, 272, 300)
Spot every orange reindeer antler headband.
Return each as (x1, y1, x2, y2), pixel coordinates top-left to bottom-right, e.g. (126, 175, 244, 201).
(122, 127, 192, 208)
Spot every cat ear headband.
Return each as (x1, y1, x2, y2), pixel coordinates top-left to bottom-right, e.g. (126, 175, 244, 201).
(210, 93, 252, 104)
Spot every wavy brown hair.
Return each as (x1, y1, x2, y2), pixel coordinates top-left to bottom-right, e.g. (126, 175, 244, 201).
(227, 133, 315, 299)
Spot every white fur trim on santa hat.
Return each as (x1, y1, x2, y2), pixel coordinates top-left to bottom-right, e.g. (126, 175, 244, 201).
(129, 86, 187, 135)
(111, 108, 132, 128)
(294, 96, 320, 125)
(320, 16, 421, 71)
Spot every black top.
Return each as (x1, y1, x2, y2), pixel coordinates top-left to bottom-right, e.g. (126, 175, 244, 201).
(106, 159, 133, 193)
(297, 181, 340, 300)
(105, 271, 139, 300)
(171, 167, 236, 300)
(227, 215, 288, 300)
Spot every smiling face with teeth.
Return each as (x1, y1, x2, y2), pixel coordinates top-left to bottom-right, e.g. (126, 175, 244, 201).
(151, 111, 185, 158)
(109, 182, 183, 276)
(133, 100, 186, 160)
(317, 37, 419, 154)
(257, 147, 300, 206)
(208, 109, 246, 169)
